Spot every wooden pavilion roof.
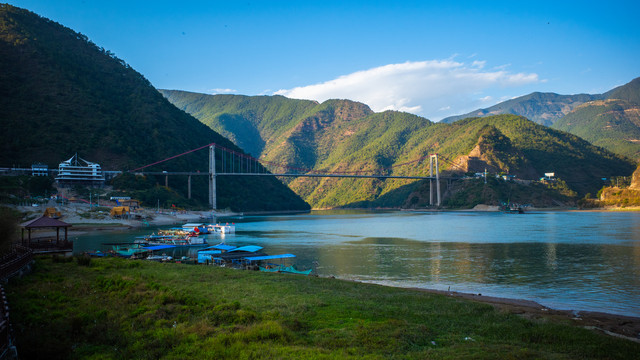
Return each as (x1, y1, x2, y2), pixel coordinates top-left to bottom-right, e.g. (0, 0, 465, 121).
(21, 216, 72, 229)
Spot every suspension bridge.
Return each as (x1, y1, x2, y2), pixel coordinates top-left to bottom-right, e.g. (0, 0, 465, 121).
(129, 143, 460, 209)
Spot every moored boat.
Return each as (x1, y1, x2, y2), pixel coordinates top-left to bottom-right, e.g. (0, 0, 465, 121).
(259, 264, 313, 275)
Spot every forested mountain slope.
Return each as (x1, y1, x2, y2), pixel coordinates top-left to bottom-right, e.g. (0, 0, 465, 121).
(0, 4, 308, 211)
(552, 100, 640, 160)
(161, 89, 635, 208)
(552, 78, 640, 160)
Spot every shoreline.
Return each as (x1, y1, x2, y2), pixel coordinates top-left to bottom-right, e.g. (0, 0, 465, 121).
(340, 281, 640, 342)
(18, 206, 640, 341)
(414, 287, 640, 342)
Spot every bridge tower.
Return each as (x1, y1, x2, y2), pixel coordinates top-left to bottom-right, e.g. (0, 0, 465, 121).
(429, 154, 441, 206)
(209, 145, 216, 210)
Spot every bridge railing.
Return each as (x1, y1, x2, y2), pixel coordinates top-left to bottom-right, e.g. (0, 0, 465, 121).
(0, 246, 33, 282)
(0, 245, 26, 360)
(0, 285, 16, 359)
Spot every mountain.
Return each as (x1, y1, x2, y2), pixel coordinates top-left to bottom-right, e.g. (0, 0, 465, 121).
(551, 99, 640, 159)
(0, 4, 309, 212)
(440, 92, 602, 126)
(439, 115, 633, 195)
(439, 77, 640, 160)
(160, 90, 635, 208)
(158, 91, 325, 157)
(551, 78, 640, 160)
(603, 77, 640, 105)
(440, 78, 640, 127)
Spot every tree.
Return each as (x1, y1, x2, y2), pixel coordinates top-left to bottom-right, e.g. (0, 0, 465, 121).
(0, 206, 20, 254)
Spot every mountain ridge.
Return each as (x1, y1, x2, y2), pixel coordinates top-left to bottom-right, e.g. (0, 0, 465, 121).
(441, 92, 604, 125)
(440, 78, 640, 126)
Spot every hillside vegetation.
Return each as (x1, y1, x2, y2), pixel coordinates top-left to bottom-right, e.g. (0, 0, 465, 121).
(552, 100, 640, 160)
(604, 77, 640, 105)
(440, 77, 640, 160)
(0, 5, 308, 212)
(161, 88, 636, 208)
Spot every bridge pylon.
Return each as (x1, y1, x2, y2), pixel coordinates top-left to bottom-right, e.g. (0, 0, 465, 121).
(429, 154, 441, 206)
(209, 145, 216, 210)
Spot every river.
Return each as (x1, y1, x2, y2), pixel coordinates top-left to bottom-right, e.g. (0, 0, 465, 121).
(73, 210, 640, 317)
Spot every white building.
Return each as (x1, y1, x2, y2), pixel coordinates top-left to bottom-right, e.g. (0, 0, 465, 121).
(55, 154, 105, 186)
(31, 163, 48, 176)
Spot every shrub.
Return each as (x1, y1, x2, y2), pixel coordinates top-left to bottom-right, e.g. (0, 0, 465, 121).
(76, 255, 92, 267)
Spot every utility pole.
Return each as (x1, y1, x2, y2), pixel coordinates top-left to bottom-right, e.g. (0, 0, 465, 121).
(188, 175, 191, 199)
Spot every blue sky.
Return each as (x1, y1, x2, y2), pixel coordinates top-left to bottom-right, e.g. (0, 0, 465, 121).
(8, 0, 640, 120)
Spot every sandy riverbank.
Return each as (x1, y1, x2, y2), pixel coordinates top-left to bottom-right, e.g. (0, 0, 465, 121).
(18, 204, 239, 238)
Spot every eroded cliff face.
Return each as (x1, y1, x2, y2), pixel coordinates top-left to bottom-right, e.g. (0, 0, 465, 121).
(450, 125, 539, 179)
(628, 164, 640, 190)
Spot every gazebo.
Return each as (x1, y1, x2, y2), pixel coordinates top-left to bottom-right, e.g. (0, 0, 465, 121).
(21, 216, 72, 247)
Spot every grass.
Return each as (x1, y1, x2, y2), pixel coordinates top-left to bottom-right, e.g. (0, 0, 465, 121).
(6, 256, 640, 359)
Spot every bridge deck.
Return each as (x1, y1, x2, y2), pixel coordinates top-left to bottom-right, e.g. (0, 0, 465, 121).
(138, 172, 444, 180)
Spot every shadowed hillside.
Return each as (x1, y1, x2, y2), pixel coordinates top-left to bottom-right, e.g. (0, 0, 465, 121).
(0, 4, 309, 212)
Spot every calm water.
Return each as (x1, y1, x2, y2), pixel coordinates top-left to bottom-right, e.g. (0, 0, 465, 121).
(74, 210, 640, 317)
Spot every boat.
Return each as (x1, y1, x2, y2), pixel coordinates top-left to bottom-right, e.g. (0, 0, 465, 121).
(207, 223, 236, 234)
(112, 244, 151, 258)
(244, 253, 313, 275)
(195, 243, 313, 275)
(501, 202, 527, 214)
(146, 254, 173, 262)
(196, 243, 237, 264)
(137, 233, 208, 247)
(84, 250, 110, 257)
(259, 264, 313, 275)
(182, 223, 211, 235)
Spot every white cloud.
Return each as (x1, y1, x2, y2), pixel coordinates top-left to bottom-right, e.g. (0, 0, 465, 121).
(208, 88, 237, 94)
(471, 60, 486, 69)
(274, 59, 539, 121)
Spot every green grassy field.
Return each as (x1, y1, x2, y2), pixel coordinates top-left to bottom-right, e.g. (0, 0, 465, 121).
(6, 256, 640, 359)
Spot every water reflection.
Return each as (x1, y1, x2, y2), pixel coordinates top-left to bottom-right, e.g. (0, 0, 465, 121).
(73, 211, 640, 316)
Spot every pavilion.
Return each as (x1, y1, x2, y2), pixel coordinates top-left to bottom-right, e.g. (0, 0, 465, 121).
(20, 216, 72, 247)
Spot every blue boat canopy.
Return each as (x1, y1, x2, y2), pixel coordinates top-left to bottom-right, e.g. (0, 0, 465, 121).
(198, 244, 236, 251)
(211, 244, 237, 251)
(228, 245, 263, 253)
(244, 254, 296, 262)
(198, 250, 222, 255)
(143, 245, 176, 251)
